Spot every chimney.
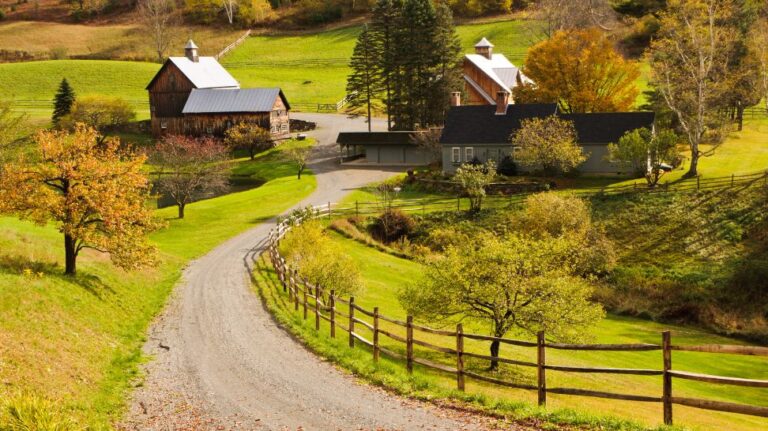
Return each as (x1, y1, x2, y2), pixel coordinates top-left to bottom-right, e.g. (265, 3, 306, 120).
(185, 39, 199, 63)
(475, 37, 494, 60)
(495, 91, 510, 115)
(450, 92, 461, 107)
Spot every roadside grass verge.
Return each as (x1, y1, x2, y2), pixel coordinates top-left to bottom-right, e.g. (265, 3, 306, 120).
(254, 227, 768, 431)
(0, 141, 316, 428)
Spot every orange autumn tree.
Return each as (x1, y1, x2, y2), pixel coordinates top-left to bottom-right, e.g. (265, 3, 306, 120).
(514, 28, 641, 113)
(0, 125, 160, 275)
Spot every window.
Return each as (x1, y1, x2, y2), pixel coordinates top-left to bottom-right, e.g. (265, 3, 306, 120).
(451, 147, 461, 163)
(465, 147, 474, 162)
(160, 120, 168, 130)
(206, 127, 213, 135)
(281, 123, 289, 132)
(511, 146, 522, 159)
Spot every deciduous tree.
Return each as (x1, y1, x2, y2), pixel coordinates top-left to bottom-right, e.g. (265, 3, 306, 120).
(526, 0, 617, 41)
(0, 125, 159, 275)
(224, 122, 274, 160)
(60, 96, 136, 135)
(514, 28, 640, 113)
(409, 128, 442, 167)
(511, 116, 586, 175)
(138, 0, 177, 63)
(454, 161, 496, 212)
(649, 0, 739, 178)
(285, 145, 311, 179)
(608, 127, 680, 187)
(0, 101, 28, 162)
(399, 233, 604, 369)
(152, 135, 230, 219)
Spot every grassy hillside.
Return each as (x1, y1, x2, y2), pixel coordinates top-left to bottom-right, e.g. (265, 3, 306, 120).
(0, 21, 244, 61)
(0, 141, 316, 428)
(0, 60, 160, 120)
(257, 228, 768, 431)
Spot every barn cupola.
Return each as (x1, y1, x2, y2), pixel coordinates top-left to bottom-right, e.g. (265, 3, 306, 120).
(185, 39, 199, 63)
(475, 38, 494, 60)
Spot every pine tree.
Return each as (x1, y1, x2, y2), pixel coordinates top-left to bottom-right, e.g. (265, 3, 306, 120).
(429, 1, 462, 125)
(371, 0, 403, 130)
(52, 78, 76, 127)
(346, 25, 383, 132)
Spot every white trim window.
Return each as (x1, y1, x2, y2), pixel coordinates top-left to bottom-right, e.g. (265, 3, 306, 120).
(451, 147, 461, 163)
(465, 147, 474, 162)
(160, 120, 168, 130)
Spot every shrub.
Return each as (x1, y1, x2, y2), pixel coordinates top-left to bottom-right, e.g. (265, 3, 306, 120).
(496, 155, 517, 176)
(423, 227, 470, 252)
(49, 47, 68, 60)
(523, 193, 592, 238)
(59, 96, 136, 133)
(369, 209, 415, 243)
(280, 221, 362, 296)
(0, 9, 6, 20)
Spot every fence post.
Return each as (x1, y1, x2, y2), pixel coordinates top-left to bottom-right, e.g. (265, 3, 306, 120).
(697, 175, 700, 191)
(373, 307, 380, 363)
(293, 270, 299, 311)
(329, 290, 336, 338)
(406, 315, 414, 374)
(663, 331, 673, 425)
(349, 297, 355, 348)
(302, 281, 308, 320)
(456, 323, 465, 391)
(537, 331, 546, 407)
(731, 174, 735, 187)
(356, 201, 359, 218)
(314, 285, 320, 331)
(328, 201, 332, 220)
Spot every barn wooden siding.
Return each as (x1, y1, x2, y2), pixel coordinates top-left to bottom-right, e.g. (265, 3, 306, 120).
(463, 60, 503, 105)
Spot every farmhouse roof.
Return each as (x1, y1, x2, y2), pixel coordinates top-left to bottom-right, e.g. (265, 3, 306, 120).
(440, 104, 558, 144)
(337, 131, 424, 146)
(440, 104, 656, 145)
(464, 53, 531, 97)
(182, 88, 290, 114)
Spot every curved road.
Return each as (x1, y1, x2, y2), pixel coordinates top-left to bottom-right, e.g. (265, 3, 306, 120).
(121, 114, 500, 430)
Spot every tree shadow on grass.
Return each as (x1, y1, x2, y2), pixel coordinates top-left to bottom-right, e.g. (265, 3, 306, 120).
(0, 254, 115, 299)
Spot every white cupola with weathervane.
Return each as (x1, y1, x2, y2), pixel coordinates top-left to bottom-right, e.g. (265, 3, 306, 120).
(185, 39, 200, 63)
(474, 37, 494, 60)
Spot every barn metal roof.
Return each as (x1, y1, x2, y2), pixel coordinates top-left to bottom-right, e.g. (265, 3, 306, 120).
(464, 54, 531, 97)
(167, 57, 240, 89)
(182, 88, 290, 114)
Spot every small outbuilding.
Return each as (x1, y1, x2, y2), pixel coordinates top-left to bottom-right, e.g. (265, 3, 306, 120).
(337, 132, 433, 166)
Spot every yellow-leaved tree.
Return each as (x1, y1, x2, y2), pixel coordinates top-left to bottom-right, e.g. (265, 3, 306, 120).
(0, 125, 160, 275)
(514, 28, 640, 113)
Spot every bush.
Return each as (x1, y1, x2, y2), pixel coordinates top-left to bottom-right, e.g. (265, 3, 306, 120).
(280, 221, 362, 296)
(294, 0, 344, 25)
(523, 193, 592, 238)
(59, 96, 136, 132)
(49, 47, 68, 60)
(423, 227, 470, 252)
(369, 209, 415, 243)
(496, 155, 517, 176)
(0, 9, 6, 20)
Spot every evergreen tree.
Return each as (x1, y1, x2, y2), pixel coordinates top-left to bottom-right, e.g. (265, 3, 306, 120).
(52, 78, 76, 127)
(429, 2, 463, 125)
(346, 25, 383, 132)
(371, 0, 403, 130)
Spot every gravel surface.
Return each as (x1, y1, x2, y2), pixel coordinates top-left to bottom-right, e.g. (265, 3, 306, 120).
(119, 114, 520, 431)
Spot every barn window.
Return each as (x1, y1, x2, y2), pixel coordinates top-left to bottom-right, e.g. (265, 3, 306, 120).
(451, 147, 461, 163)
(465, 147, 474, 161)
(160, 120, 168, 129)
(206, 127, 213, 135)
(281, 123, 289, 131)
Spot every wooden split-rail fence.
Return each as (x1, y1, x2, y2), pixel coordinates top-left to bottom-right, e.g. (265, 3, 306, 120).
(266, 214, 768, 426)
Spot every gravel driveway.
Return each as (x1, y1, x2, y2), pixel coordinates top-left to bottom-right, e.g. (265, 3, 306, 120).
(119, 114, 511, 430)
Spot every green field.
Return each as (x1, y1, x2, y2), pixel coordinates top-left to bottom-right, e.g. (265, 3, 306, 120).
(0, 141, 316, 427)
(257, 229, 768, 431)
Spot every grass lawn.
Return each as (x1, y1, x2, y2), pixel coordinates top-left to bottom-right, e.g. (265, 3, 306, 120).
(0, 60, 160, 121)
(256, 229, 768, 431)
(0, 140, 316, 428)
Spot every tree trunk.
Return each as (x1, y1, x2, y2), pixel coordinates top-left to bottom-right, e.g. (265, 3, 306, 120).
(489, 339, 500, 370)
(178, 203, 185, 219)
(737, 105, 744, 132)
(686, 149, 699, 178)
(249, 147, 256, 160)
(297, 168, 302, 180)
(367, 96, 372, 133)
(64, 234, 77, 275)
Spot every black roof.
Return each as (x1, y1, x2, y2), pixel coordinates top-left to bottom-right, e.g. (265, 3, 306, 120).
(560, 112, 656, 143)
(337, 131, 423, 146)
(440, 104, 655, 145)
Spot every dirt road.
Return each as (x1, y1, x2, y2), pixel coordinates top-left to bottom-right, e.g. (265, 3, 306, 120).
(120, 114, 498, 430)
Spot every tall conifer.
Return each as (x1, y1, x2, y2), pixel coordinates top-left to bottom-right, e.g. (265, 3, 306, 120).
(346, 25, 383, 132)
(52, 78, 76, 128)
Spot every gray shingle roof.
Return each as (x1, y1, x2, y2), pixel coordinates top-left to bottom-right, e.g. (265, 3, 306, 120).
(182, 88, 289, 114)
(337, 131, 422, 146)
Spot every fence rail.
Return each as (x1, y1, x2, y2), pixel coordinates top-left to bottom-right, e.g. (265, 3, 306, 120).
(215, 30, 252, 60)
(266, 215, 768, 427)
